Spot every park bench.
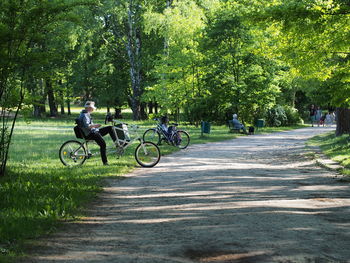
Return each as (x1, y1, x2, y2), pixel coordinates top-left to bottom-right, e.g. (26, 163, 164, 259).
(228, 120, 241, 133)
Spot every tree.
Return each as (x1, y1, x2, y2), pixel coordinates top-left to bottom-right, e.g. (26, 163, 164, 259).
(197, 2, 281, 123)
(101, 0, 149, 120)
(0, 0, 97, 176)
(143, 0, 206, 120)
(254, 0, 350, 134)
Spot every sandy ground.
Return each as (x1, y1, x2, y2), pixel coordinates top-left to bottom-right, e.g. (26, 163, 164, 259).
(24, 126, 350, 263)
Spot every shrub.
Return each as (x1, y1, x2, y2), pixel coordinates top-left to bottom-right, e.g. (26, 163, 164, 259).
(265, 105, 287, 127)
(265, 105, 302, 127)
(283, 105, 303, 125)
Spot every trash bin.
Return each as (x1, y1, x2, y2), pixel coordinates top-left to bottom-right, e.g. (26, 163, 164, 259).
(201, 121, 211, 134)
(256, 119, 265, 128)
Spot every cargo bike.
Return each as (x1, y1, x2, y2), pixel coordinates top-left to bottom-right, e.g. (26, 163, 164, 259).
(59, 114, 161, 167)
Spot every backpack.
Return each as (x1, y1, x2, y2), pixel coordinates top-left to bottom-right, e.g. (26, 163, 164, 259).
(75, 117, 82, 127)
(74, 117, 85, 139)
(73, 125, 85, 139)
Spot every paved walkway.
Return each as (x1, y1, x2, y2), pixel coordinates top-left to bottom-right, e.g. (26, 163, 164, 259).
(25, 127, 350, 263)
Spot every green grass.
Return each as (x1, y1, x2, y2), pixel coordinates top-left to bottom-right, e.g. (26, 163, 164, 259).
(0, 114, 304, 262)
(308, 132, 350, 176)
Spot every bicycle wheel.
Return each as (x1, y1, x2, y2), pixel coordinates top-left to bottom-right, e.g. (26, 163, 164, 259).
(135, 141, 160, 167)
(171, 130, 190, 149)
(59, 140, 87, 166)
(143, 128, 161, 145)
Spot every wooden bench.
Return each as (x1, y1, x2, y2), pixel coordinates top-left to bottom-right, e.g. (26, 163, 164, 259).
(228, 120, 241, 133)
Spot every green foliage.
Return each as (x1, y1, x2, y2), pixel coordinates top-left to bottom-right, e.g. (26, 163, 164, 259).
(256, 0, 350, 107)
(265, 105, 302, 127)
(143, 0, 206, 116)
(283, 105, 304, 125)
(265, 105, 287, 127)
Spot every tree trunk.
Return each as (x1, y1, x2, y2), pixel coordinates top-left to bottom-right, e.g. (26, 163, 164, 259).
(60, 90, 65, 115)
(58, 81, 65, 115)
(155, 102, 158, 114)
(33, 79, 46, 117)
(0, 70, 25, 177)
(46, 79, 57, 117)
(126, 0, 142, 120)
(148, 101, 153, 114)
(33, 105, 44, 118)
(60, 104, 65, 115)
(67, 98, 71, 115)
(335, 107, 350, 136)
(140, 102, 147, 120)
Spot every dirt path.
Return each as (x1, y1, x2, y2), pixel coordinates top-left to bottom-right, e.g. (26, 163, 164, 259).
(25, 127, 350, 263)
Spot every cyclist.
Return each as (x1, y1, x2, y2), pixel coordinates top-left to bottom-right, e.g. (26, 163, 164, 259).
(77, 101, 116, 165)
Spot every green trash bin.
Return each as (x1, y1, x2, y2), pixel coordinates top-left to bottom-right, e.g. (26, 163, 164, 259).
(256, 119, 265, 128)
(201, 121, 211, 134)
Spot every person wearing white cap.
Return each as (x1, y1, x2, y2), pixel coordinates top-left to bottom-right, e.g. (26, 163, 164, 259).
(77, 101, 117, 165)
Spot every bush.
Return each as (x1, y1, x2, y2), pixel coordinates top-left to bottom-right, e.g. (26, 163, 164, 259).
(265, 105, 302, 127)
(265, 105, 287, 127)
(283, 105, 303, 125)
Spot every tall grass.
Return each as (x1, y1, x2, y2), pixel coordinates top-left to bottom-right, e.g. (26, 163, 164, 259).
(0, 114, 304, 261)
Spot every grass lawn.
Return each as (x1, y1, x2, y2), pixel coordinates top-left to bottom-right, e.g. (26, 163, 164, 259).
(308, 131, 350, 176)
(0, 112, 305, 262)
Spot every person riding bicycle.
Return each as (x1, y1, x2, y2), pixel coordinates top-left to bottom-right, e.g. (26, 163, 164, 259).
(76, 101, 117, 166)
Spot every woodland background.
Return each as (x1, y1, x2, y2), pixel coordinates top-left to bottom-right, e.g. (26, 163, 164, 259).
(0, 0, 349, 176)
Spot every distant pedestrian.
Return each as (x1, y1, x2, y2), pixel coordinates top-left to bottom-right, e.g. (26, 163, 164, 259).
(309, 104, 316, 127)
(315, 106, 322, 127)
(325, 112, 334, 127)
(319, 114, 326, 127)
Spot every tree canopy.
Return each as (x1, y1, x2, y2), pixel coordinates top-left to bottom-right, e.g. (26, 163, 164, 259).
(0, 0, 349, 175)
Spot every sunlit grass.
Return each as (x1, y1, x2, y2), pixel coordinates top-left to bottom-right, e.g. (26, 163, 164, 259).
(308, 132, 350, 176)
(0, 116, 304, 261)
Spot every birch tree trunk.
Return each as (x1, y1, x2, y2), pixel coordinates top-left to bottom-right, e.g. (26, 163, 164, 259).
(126, 0, 142, 120)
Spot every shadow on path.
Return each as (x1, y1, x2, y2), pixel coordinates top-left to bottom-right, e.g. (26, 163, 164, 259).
(24, 127, 350, 263)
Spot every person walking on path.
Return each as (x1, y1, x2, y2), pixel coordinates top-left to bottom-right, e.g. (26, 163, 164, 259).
(309, 104, 316, 127)
(315, 106, 322, 127)
(325, 111, 334, 126)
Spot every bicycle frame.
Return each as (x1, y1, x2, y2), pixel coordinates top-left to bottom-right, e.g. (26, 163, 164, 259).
(156, 120, 178, 142)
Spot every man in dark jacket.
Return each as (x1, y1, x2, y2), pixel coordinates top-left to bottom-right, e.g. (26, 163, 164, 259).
(78, 101, 116, 165)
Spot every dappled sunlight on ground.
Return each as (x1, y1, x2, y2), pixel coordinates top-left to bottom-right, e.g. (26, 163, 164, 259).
(23, 126, 350, 263)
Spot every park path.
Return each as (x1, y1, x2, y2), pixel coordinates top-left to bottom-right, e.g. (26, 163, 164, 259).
(25, 126, 350, 263)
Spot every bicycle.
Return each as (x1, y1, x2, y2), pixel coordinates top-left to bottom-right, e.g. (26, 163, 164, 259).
(143, 118, 190, 149)
(59, 114, 161, 168)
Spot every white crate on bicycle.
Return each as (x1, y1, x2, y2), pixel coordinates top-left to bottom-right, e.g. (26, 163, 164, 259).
(115, 123, 130, 145)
